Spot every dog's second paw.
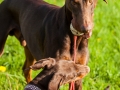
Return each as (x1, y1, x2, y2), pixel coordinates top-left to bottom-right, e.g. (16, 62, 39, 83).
(30, 58, 56, 70)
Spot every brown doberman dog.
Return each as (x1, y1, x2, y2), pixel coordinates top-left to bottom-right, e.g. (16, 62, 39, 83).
(25, 58, 90, 90)
(0, 0, 106, 89)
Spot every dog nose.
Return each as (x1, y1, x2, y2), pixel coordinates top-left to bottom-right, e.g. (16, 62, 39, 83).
(81, 25, 92, 33)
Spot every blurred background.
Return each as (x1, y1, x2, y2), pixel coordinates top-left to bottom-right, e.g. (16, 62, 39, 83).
(0, 0, 120, 90)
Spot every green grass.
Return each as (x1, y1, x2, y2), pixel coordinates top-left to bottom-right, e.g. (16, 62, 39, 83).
(0, 0, 120, 90)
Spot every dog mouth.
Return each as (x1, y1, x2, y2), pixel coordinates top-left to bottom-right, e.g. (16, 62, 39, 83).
(70, 23, 92, 39)
(83, 30, 92, 39)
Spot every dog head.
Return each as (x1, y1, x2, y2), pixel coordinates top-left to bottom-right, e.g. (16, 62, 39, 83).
(65, 0, 107, 38)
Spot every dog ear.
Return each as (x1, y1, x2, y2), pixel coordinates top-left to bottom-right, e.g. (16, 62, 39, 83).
(103, 0, 107, 3)
(30, 58, 56, 70)
(48, 74, 62, 90)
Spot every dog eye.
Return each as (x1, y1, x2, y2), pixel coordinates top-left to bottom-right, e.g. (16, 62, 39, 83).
(71, 1, 79, 7)
(89, 0, 93, 4)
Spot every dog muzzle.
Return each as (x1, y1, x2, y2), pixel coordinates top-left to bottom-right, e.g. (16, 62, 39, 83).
(25, 84, 41, 90)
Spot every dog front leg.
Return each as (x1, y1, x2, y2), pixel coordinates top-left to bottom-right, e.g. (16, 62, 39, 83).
(75, 38, 89, 90)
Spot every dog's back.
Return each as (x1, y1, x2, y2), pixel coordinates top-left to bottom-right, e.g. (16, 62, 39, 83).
(0, 0, 61, 59)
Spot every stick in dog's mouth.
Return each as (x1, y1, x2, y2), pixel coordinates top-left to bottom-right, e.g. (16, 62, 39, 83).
(70, 23, 92, 39)
(70, 23, 84, 36)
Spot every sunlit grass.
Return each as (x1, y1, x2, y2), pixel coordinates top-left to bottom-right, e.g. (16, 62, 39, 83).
(0, 0, 120, 90)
